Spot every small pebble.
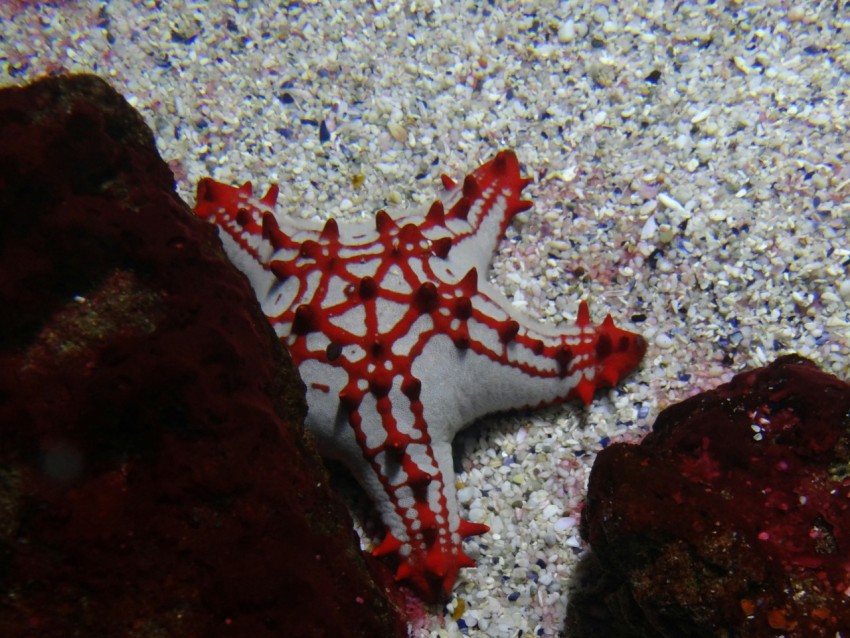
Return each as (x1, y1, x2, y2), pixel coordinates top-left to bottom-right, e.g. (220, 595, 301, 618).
(457, 486, 475, 505)
(708, 209, 728, 222)
(591, 6, 608, 23)
(787, 6, 806, 21)
(657, 192, 685, 214)
(655, 333, 674, 349)
(640, 215, 658, 240)
(557, 20, 576, 43)
(554, 516, 576, 532)
(542, 503, 561, 519)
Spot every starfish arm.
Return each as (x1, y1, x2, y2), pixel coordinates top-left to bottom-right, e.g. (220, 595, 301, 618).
(398, 150, 533, 278)
(412, 283, 647, 440)
(302, 359, 488, 602)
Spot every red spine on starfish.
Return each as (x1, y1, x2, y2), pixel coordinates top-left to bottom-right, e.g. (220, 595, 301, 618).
(194, 150, 646, 602)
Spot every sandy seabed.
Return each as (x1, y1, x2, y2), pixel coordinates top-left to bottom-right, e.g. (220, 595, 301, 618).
(2, 2, 848, 636)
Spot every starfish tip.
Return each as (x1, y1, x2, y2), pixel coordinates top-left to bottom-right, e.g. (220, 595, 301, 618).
(573, 378, 596, 406)
(259, 183, 279, 207)
(458, 519, 489, 538)
(375, 209, 395, 232)
(576, 300, 591, 326)
(460, 268, 478, 294)
(320, 217, 339, 241)
(430, 236, 452, 258)
(373, 532, 403, 557)
(426, 200, 445, 223)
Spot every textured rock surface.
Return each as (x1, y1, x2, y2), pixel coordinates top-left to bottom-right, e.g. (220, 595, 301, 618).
(0, 74, 405, 638)
(570, 355, 850, 637)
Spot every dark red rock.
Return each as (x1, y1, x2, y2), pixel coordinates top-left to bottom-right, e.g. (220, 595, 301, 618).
(0, 74, 406, 638)
(571, 355, 850, 638)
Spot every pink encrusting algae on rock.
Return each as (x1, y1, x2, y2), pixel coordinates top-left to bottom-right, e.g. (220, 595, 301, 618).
(194, 150, 646, 602)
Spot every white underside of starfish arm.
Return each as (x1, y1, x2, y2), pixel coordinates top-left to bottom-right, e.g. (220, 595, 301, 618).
(217, 230, 276, 295)
(441, 197, 509, 275)
(474, 279, 583, 338)
(412, 334, 586, 439)
(299, 359, 351, 455)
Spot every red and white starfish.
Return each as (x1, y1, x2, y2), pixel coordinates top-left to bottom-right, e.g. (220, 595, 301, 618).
(194, 150, 646, 601)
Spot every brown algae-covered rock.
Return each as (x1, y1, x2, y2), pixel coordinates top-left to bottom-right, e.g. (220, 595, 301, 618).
(0, 74, 405, 638)
(572, 355, 850, 637)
